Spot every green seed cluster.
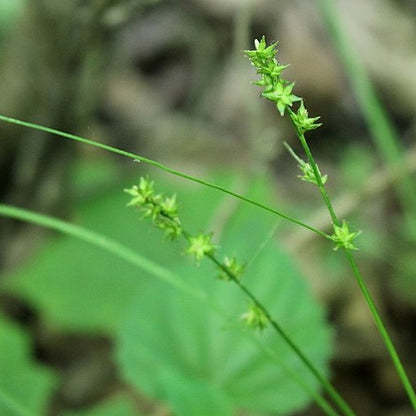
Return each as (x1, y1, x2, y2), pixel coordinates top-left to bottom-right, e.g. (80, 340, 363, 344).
(185, 232, 217, 262)
(125, 177, 182, 240)
(284, 142, 328, 186)
(331, 221, 360, 251)
(245, 36, 321, 130)
(217, 256, 245, 282)
(241, 303, 268, 331)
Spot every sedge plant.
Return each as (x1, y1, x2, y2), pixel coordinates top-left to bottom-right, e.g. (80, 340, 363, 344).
(0, 36, 414, 415)
(244, 36, 416, 411)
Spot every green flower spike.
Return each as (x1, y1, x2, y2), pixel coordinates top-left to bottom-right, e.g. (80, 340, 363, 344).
(160, 194, 179, 218)
(125, 178, 182, 240)
(330, 221, 361, 251)
(291, 100, 322, 133)
(217, 256, 245, 281)
(245, 36, 278, 67)
(262, 81, 300, 116)
(241, 303, 268, 331)
(186, 233, 217, 262)
(245, 37, 289, 91)
(158, 194, 182, 240)
(284, 142, 327, 185)
(125, 177, 155, 207)
(157, 217, 182, 241)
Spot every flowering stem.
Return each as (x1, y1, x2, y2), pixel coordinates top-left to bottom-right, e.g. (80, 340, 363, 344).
(246, 34, 416, 412)
(203, 251, 354, 416)
(288, 110, 339, 226)
(288, 103, 416, 412)
(125, 183, 352, 416)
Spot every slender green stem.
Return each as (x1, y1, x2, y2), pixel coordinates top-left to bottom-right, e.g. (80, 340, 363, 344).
(0, 113, 327, 239)
(252, 32, 413, 411)
(204, 250, 355, 416)
(345, 251, 416, 410)
(288, 110, 339, 226)
(288, 112, 416, 411)
(246, 339, 341, 416)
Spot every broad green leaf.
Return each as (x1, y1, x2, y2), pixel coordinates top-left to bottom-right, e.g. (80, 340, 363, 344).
(0, 313, 56, 416)
(116, 175, 333, 415)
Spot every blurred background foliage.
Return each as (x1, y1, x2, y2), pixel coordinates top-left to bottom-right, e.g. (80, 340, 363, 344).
(0, 0, 415, 415)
